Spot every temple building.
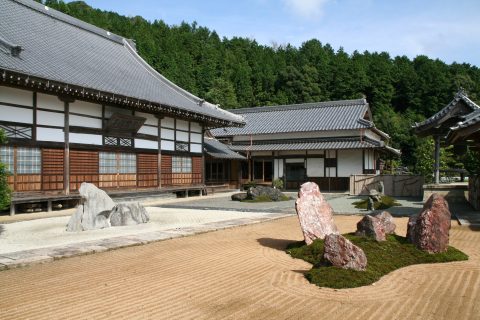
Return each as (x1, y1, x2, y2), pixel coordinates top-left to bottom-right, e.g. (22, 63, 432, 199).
(0, 0, 244, 214)
(210, 99, 400, 191)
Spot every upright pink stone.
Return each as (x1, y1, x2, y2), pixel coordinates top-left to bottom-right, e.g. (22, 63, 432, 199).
(406, 193, 451, 253)
(295, 182, 339, 245)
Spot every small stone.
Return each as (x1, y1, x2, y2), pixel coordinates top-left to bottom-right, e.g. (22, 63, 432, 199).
(372, 211, 396, 234)
(355, 215, 386, 241)
(295, 182, 339, 245)
(323, 234, 367, 271)
(231, 193, 248, 201)
(367, 197, 375, 211)
(406, 193, 451, 253)
(110, 202, 150, 226)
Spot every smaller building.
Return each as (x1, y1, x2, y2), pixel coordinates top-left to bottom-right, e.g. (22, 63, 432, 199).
(210, 99, 399, 191)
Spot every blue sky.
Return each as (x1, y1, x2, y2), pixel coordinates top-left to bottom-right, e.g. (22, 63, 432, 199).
(83, 0, 480, 66)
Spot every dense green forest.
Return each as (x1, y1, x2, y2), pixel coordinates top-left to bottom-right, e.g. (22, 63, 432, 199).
(39, 0, 480, 171)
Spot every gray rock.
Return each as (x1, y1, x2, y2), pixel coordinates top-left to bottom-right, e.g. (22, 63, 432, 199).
(295, 182, 339, 245)
(323, 234, 367, 271)
(110, 202, 150, 226)
(367, 197, 375, 211)
(66, 183, 115, 232)
(355, 215, 386, 241)
(247, 186, 287, 201)
(231, 193, 248, 201)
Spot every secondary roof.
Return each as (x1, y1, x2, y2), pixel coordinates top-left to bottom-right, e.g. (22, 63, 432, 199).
(0, 0, 244, 127)
(211, 99, 374, 137)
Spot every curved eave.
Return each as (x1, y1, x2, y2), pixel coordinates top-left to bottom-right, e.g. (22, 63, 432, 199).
(0, 68, 245, 128)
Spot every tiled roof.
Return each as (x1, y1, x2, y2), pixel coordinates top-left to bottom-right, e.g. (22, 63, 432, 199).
(204, 138, 246, 160)
(230, 137, 385, 152)
(0, 0, 244, 126)
(211, 99, 372, 137)
(413, 90, 480, 133)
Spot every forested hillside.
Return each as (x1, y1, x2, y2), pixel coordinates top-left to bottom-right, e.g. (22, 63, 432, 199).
(39, 0, 480, 169)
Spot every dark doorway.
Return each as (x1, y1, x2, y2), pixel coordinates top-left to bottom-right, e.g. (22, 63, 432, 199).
(285, 163, 306, 190)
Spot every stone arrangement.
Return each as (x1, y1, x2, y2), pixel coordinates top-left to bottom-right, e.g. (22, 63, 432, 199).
(323, 234, 368, 271)
(356, 211, 396, 241)
(66, 183, 150, 232)
(247, 185, 288, 201)
(295, 182, 339, 245)
(407, 193, 451, 253)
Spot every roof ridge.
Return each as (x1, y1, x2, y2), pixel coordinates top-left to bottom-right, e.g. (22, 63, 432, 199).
(230, 99, 367, 114)
(13, 0, 125, 45)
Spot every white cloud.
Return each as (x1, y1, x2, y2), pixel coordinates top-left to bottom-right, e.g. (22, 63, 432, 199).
(283, 0, 331, 19)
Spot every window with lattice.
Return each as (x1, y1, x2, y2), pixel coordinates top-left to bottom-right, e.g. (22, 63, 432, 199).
(172, 156, 192, 173)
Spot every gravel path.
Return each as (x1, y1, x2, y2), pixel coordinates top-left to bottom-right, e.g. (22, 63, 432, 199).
(0, 216, 478, 320)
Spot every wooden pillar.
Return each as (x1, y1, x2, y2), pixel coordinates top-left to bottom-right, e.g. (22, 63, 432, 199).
(63, 101, 70, 195)
(157, 115, 163, 189)
(434, 135, 441, 185)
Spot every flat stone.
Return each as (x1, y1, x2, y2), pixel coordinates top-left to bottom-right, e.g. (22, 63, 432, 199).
(0, 255, 54, 268)
(323, 234, 367, 271)
(295, 182, 339, 245)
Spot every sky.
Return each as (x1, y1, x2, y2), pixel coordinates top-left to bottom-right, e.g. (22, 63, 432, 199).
(82, 0, 480, 66)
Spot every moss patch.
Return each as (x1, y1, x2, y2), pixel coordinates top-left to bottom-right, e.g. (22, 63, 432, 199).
(286, 234, 468, 289)
(352, 195, 401, 210)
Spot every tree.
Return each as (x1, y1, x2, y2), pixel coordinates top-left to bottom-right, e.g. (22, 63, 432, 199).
(0, 129, 11, 211)
(414, 138, 457, 183)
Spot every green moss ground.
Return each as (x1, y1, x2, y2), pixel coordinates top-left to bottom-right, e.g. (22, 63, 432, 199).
(352, 195, 401, 210)
(286, 234, 468, 289)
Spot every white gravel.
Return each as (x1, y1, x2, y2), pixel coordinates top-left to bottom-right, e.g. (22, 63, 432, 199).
(0, 207, 276, 254)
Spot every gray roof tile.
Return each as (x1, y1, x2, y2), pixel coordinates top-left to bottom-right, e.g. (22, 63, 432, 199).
(0, 0, 244, 126)
(204, 138, 246, 160)
(211, 99, 372, 137)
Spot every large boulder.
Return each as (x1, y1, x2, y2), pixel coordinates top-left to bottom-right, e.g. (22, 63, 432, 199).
(355, 215, 386, 241)
(110, 202, 150, 226)
(295, 182, 338, 245)
(66, 183, 115, 232)
(247, 185, 287, 201)
(323, 234, 367, 271)
(406, 193, 451, 253)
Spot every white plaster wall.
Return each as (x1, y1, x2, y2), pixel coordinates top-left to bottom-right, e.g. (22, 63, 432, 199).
(69, 100, 102, 117)
(190, 122, 202, 133)
(135, 111, 158, 126)
(307, 158, 324, 177)
(37, 110, 64, 126)
(176, 119, 189, 131)
(70, 114, 102, 129)
(69, 133, 102, 145)
(37, 127, 64, 142)
(364, 150, 375, 170)
(274, 159, 280, 179)
(337, 149, 363, 177)
(161, 128, 174, 140)
(138, 125, 158, 136)
(37, 93, 64, 111)
(233, 129, 359, 142)
(0, 105, 33, 123)
(176, 130, 189, 142)
(325, 167, 337, 177)
(190, 143, 202, 153)
(135, 139, 158, 150)
(161, 117, 175, 128)
(190, 132, 202, 143)
(0, 86, 33, 107)
(161, 140, 174, 151)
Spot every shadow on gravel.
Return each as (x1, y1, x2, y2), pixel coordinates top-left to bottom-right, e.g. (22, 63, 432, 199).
(257, 238, 297, 251)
